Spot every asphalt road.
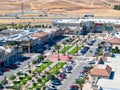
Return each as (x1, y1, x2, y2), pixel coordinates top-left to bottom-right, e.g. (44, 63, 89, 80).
(58, 62, 86, 90)
(84, 39, 103, 57)
(0, 53, 40, 82)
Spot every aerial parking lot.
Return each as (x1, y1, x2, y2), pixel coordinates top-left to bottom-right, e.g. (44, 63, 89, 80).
(0, 33, 104, 90)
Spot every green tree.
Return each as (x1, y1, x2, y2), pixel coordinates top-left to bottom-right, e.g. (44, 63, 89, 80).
(62, 41, 66, 55)
(113, 46, 119, 53)
(47, 74, 55, 81)
(37, 78, 42, 83)
(12, 84, 22, 90)
(76, 78, 85, 90)
(1, 80, 8, 88)
(38, 55, 44, 61)
(55, 45, 61, 60)
(32, 60, 37, 64)
(9, 74, 16, 81)
(18, 24, 23, 29)
(37, 69, 41, 76)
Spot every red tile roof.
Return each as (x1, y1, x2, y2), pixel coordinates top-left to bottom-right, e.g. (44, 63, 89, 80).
(32, 31, 48, 37)
(107, 37, 120, 45)
(90, 64, 112, 77)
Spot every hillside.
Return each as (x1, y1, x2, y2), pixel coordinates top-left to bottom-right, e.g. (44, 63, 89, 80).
(0, 0, 120, 17)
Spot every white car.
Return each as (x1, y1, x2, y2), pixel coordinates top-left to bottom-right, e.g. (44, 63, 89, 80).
(23, 67, 29, 72)
(47, 84, 57, 90)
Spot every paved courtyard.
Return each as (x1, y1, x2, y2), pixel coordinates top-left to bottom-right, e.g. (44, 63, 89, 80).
(49, 54, 73, 61)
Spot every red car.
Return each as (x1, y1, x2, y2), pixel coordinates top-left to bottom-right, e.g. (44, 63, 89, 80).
(70, 85, 79, 90)
(60, 74, 66, 79)
(3, 68, 9, 72)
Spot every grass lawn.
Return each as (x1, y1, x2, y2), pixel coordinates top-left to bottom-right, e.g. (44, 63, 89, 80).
(12, 75, 32, 89)
(98, 48, 103, 56)
(34, 61, 53, 72)
(60, 46, 72, 54)
(29, 62, 66, 90)
(69, 46, 82, 54)
(49, 62, 66, 74)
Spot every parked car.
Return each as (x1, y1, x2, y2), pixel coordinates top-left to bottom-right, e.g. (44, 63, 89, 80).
(79, 72, 85, 77)
(52, 78, 61, 85)
(15, 61, 20, 65)
(23, 67, 29, 72)
(0, 71, 3, 75)
(88, 61, 95, 64)
(59, 72, 67, 76)
(8, 64, 17, 69)
(59, 74, 66, 80)
(80, 46, 89, 55)
(47, 84, 57, 90)
(64, 67, 72, 73)
(0, 84, 4, 89)
(70, 85, 79, 90)
(3, 68, 10, 72)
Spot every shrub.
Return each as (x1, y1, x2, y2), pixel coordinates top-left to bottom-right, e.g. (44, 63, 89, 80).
(32, 60, 37, 64)
(1, 80, 8, 85)
(9, 74, 16, 80)
(19, 77, 23, 80)
(17, 72, 21, 76)
(33, 83, 37, 86)
(28, 77, 32, 80)
(37, 78, 42, 83)
(13, 81, 20, 84)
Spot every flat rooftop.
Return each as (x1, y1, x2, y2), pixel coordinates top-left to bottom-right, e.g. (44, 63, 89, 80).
(53, 19, 120, 25)
(97, 55, 120, 89)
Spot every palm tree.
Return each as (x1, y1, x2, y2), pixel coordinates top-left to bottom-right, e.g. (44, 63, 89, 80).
(47, 74, 55, 81)
(9, 74, 16, 81)
(12, 84, 21, 90)
(37, 69, 41, 76)
(55, 45, 61, 60)
(38, 55, 44, 62)
(62, 41, 66, 55)
(1, 79, 8, 89)
(76, 78, 85, 90)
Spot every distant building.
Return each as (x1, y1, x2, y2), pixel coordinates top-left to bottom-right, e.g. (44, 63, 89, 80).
(0, 45, 22, 70)
(103, 42, 112, 57)
(90, 64, 112, 85)
(107, 37, 120, 49)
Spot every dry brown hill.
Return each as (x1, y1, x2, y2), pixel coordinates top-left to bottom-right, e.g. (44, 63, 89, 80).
(0, 0, 120, 17)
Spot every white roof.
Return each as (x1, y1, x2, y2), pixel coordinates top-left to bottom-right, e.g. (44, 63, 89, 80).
(97, 65, 106, 69)
(97, 56, 120, 89)
(97, 79, 120, 89)
(0, 46, 12, 53)
(53, 19, 120, 25)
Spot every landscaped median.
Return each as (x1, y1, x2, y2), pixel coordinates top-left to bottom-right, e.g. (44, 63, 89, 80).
(11, 61, 53, 90)
(49, 62, 66, 74)
(69, 46, 82, 55)
(60, 46, 72, 54)
(34, 61, 53, 72)
(30, 62, 66, 90)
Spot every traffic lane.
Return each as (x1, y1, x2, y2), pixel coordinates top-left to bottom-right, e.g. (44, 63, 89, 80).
(58, 62, 86, 90)
(0, 53, 40, 81)
(84, 47, 97, 57)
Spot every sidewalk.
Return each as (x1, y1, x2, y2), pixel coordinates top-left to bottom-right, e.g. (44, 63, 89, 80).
(83, 82, 93, 90)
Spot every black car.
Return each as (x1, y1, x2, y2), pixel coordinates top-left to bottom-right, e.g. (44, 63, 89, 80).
(52, 78, 61, 85)
(80, 46, 89, 54)
(0, 84, 4, 89)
